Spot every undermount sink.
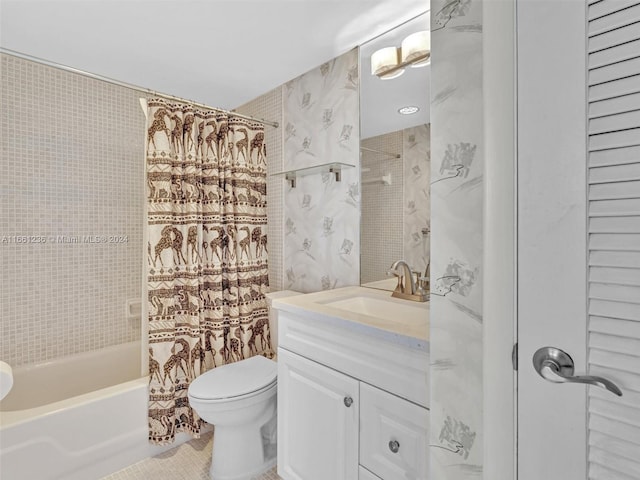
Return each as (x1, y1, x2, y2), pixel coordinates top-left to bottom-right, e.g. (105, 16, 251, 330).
(320, 295, 427, 322)
(272, 286, 429, 348)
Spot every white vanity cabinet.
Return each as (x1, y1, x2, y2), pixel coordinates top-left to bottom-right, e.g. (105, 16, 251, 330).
(275, 290, 430, 480)
(277, 348, 359, 480)
(359, 466, 384, 480)
(360, 383, 429, 479)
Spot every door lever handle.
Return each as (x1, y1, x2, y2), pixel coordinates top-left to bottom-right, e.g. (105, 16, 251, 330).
(533, 347, 622, 397)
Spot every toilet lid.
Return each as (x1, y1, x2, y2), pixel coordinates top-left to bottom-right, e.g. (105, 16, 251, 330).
(189, 355, 277, 400)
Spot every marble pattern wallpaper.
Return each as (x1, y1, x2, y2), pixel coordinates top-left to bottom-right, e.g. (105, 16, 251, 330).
(404, 124, 431, 277)
(430, 0, 484, 478)
(283, 49, 360, 293)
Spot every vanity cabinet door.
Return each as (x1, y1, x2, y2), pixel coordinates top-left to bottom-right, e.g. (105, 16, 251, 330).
(360, 383, 429, 480)
(277, 348, 359, 480)
(359, 466, 383, 480)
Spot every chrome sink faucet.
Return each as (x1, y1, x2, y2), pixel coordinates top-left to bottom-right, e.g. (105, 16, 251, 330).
(389, 260, 429, 302)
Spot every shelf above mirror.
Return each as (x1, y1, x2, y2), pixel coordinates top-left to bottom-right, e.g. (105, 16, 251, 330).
(271, 162, 356, 188)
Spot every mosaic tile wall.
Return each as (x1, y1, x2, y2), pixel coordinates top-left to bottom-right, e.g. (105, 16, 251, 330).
(360, 130, 403, 284)
(0, 53, 145, 367)
(235, 87, 284, 292)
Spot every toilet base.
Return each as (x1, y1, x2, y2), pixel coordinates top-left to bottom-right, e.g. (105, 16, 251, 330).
(208, 404, 277, 480)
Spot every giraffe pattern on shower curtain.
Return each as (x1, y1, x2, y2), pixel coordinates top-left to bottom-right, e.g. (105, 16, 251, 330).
(145, 99, 271, 445)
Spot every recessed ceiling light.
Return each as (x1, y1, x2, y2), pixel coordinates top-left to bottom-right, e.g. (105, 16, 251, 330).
(398, 106, 420, 115)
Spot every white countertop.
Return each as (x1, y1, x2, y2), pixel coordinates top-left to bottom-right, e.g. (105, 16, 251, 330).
(272, 286, 429, 351)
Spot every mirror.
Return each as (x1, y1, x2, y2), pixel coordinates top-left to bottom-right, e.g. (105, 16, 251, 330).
(359, 12, 431, 291)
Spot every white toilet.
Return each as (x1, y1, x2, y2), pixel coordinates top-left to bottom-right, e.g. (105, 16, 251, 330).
(188, 291, 301, 480)
(189, 354, 278, 480)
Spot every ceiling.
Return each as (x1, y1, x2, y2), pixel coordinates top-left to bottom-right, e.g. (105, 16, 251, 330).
(0, 0, 428, 113)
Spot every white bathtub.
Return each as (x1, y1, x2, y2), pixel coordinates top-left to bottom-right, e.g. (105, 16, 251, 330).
(0, 341, 194, 480)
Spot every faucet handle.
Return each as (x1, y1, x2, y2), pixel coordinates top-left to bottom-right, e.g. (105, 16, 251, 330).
(411, 269, 429, 293)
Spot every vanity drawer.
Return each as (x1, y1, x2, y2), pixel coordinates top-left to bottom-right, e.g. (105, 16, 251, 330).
(278, 310, 429, 408)
(359, 466, 382, 480)
(360, 383, 429, 480)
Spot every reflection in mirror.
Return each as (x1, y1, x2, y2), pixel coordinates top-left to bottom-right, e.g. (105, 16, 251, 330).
(359, 12, 431, 291)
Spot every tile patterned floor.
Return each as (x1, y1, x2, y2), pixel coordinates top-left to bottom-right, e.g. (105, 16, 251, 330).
(102, 431, 281, 480)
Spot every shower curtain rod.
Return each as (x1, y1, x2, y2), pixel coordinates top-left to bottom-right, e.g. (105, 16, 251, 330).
(0, 48, 280, 128)
(360, 146, 401, 159)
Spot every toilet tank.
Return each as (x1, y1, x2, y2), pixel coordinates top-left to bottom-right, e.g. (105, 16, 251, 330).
(264, 290, 302, 356)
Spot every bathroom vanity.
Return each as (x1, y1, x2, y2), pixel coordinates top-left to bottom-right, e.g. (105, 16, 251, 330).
(273, 286, 429, 480)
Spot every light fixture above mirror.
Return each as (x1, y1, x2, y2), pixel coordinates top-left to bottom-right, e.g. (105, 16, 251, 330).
(360, 11, 429, 139)
(370, 30, 430, 80)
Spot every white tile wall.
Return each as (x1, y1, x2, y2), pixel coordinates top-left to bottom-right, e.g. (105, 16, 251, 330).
(0, 53, 145, 367)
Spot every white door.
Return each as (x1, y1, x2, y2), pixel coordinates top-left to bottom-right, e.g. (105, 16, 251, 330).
(516, 0, 640, 479)
(277, 348, 359, 480)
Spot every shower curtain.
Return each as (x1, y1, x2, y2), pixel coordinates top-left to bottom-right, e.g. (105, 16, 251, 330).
(145, 98, 270, 445)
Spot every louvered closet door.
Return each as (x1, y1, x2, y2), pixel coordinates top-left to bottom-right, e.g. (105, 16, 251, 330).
(588, 1, 640, 478)
(516, 0, 640, 479)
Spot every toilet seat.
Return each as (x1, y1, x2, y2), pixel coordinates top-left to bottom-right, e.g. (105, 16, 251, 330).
(189, 355, 277, 401)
